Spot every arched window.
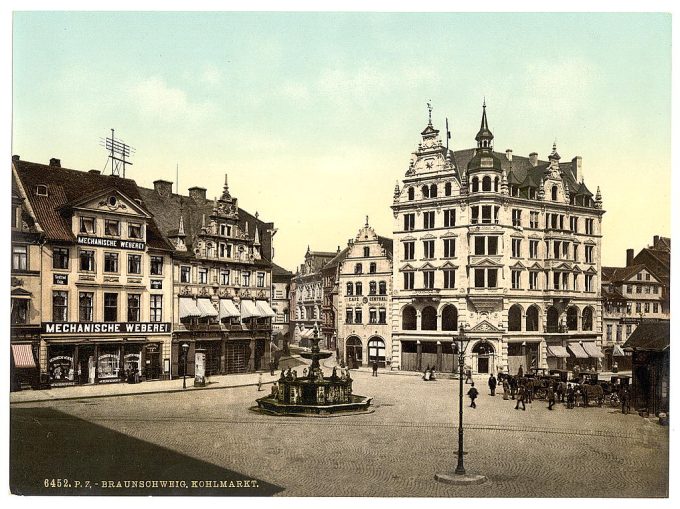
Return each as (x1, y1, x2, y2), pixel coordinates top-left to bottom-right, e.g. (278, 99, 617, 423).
(494, 177, 499, 192)
(551, 186, 558, 201)
(346, 336, 363, 364)
(421, 306, 437, 330)
(408, 187, 415, 200)
(582, 307, 594, 331)
(526, 305, 539, 331)
(346, 282, 353, 296)
(471, 177, 479, 193)
(402, 306, 417, 330)
(441, 305, 458, 331)
(547, 306, 559, 332)
(566, 306, 578, 331)
(378, 281, 387, 295)
(482, 176, 492, 192)
(369, 262, 376, 274)
(444, 182, 452, 196)
(369, 281, 377, 295)
(363, 246, 370, 257)
(508, 304, 523, 331)
(430, 184, 437, 198)
(422, 185, 430, 199)
(355, 282, 363, 296)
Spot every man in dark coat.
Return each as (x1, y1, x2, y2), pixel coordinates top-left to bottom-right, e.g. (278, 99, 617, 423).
(372, 360, 378, 377)
(515, 384, 526, 410)
(467, 382, 479, 408)
(488, 374, 497, 396)
(566, 384, 575, 409)
(547, 385, 555, 410)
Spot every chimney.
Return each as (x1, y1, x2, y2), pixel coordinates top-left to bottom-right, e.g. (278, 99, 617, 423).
(626, 249, 634, 267)
(572, 156, 583, 182)
(188, 186, 207, 201)
(12, 155, 20, 162)
(529, 152, 538, 167)
(505, 149, 513, 162)
(153, 179, 173, 197)
(88, 169, 101, 174)
(49, 158, 61, 168)
(653, 235, 660, 248)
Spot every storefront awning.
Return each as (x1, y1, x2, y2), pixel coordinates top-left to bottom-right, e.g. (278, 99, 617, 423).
(12, 344, 36, 369)
(300, 328, 314, 338)
(612, 344, 626, 357)
(179, 298, 201, 319)
(582, 342, 605, 358)
(219, 299, 240, 319)
(256, 300, 277, 318)
(196, 298, 218, 318)
(239, 299, 260, 319)
(567, 342, 589, 359)
(546, 345, 569, 358)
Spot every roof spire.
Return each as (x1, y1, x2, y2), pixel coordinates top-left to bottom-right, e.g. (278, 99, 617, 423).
(178, 214, 185, 236)
(427, 100, 433, 125)
(221, 173, 231, 200)
(254, 225, 261, 245)
(365, 215, 369, 227)
(475, 99, 494, 149)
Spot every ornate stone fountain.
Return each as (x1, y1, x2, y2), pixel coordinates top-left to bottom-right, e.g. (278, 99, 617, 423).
(256, 324, 372, 416)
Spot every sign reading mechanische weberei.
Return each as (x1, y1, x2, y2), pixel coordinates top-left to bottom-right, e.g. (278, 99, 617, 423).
(76, 235, 146, 251)
(41, 322, 171, 334)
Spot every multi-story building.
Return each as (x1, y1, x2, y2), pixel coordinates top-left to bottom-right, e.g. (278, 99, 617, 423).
(271, 263, 293, 351)
(321, 246, 350, 353)
(290, 248, 337, 347)
(391, 104, 605, 375)
(12, 156, 175, 386)
(337, 220, 393, 368)
(139, 175, 275, 377)
(10, 169, 43, 389)
(601, 236, 671, 370)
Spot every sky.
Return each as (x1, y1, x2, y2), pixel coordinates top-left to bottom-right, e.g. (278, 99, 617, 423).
(11, 11, 672, 272)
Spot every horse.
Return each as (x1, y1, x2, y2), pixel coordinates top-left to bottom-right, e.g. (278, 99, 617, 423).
(578, 383, 604, 407)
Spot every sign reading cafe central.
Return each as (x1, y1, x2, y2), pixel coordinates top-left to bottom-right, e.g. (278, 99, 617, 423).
(42, 322, 171, 335)
(77, 235, 146, 251)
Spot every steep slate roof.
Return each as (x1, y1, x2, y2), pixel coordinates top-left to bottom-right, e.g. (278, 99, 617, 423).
(450, 148, 592, 196)
(322, 247, 350, 271)
(13, 159, 172, 251)
(137, 185, 274, 264)
(377, 235, 394, 259)
(601, 264, 647, 284)
(271, 262, 293, 282)
(622, 321, 670, 351)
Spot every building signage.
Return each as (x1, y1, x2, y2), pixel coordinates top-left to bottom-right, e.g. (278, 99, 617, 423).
(53, 273, 68, 285)
(42, 322, 171, 335)
(76, 235, 146, 251)
(150, 280, 163, 289)
(620, 318, 641, 324)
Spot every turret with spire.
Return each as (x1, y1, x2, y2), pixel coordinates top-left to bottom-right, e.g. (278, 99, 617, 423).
(467, 100, 502, 174)
(475, 99, 494, 150)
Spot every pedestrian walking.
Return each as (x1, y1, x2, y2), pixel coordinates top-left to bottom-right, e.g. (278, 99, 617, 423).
(510, 376, 517, 400)
(467, 382, 479, 409)
(620, 387, 630, 414)
(488, 374, 497, 396)
(465, 368, 473, 384)
(514, 385, 526, 410)
(372, 360, 378, 377)
(556, 382, 564, 403)
(547, 385, 555, 410)
(517, 365, 524, 378)
(502, 379, 509, 400)
(566, 384, 575, 409)
(525, 382, 534, 404)
(257, 373, 263, 391)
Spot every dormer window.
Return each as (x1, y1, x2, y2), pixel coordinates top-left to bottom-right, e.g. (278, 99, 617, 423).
(551, 186, 558, 201)
(80, 216, 96, 235)
(444, 182, 452, 196)
(36, 185, 48, 196)
(219, 224, 227, 236)
(105, 220, 120, 236)
(407, 187, 415, 201)
(128, 223, 142, 239)
(107, 195, 118, 207)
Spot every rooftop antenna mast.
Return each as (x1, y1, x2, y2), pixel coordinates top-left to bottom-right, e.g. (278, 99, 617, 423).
(100, 128, 135, 177)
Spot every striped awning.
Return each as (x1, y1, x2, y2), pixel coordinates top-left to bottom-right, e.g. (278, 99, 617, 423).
(12, 344, 36, 369)
(256, 300, 277, 318)
(219, 299, 240, 319)
(612, 344, 626, 357)
(179, 298, 201, 319)
(196, 298, 218, 318)
(546, 345, 569, 358)
(582, 342, 605, 358)
(239, 299, 260, 319)
(300, 328, 315, 338)
(567, 342, 589, 359)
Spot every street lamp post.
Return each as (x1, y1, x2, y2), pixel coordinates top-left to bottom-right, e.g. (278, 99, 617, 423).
(181, 343, 189, 389)
(435, 324, 487, 485)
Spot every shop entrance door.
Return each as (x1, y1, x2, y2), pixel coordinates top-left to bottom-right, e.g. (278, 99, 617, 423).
(78, 346, 95, 384)
(478, 357, 489, 374)
(225, 342, 247, 374)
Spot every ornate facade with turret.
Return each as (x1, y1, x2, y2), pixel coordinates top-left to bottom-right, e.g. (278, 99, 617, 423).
(391, 103, 605, 375)
(139, 175, 276, 377)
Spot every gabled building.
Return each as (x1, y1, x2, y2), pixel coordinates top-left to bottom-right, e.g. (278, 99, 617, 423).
(391, 104, 605, 375)
(290, 248, 337, 347)
(321, 246, 350, 353)
(271, 262, 293, 352)
(12, 156, 175, 386)
(139, 175, 276, 377)
(337, 220, 393, 368)
(601, 236, 671, 370)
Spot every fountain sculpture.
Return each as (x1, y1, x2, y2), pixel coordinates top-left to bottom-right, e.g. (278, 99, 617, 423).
(256, 324, 372, 415)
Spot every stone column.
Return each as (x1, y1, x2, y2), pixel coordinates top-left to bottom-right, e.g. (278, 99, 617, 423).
(416, 340, 422, 372)
(436, 341, 442, 371)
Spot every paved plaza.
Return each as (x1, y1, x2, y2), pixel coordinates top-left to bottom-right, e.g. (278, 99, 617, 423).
(10, 359, 669, 497)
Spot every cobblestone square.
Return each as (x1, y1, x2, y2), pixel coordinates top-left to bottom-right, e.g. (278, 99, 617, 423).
(10, 365, 668, 498)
